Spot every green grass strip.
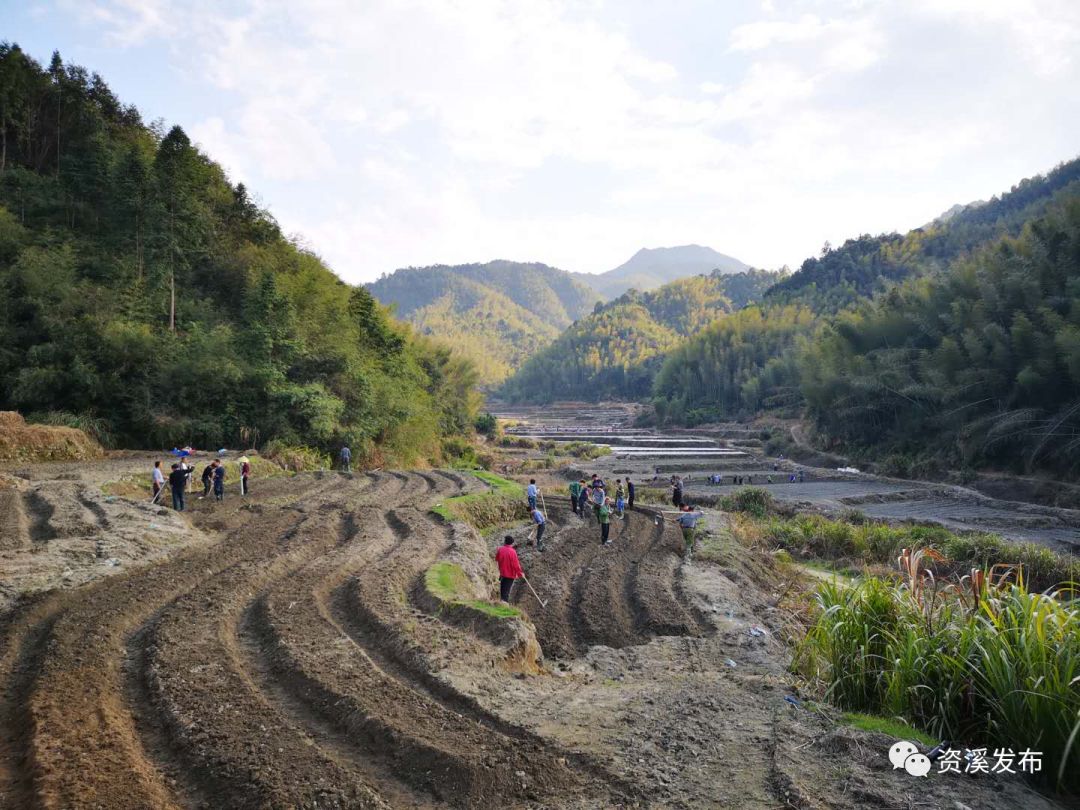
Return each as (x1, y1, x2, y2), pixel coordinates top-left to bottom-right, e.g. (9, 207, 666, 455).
(840, 713, 938, 747)
(425, 562, 520, 619)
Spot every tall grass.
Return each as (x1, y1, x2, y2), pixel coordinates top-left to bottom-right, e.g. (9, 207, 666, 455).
(797, 576, 1080, 790)
(752, 512, 1079, 593)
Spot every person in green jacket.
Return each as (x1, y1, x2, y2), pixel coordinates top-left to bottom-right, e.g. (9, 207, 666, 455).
(599, 498, 612, 545)
(569, 479, 582, 515)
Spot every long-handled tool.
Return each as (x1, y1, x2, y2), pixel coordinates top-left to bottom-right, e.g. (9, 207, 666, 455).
(521, 573, 547, 608)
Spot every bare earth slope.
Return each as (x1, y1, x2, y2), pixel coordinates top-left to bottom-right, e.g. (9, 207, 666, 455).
(0, 463, 1064, 809)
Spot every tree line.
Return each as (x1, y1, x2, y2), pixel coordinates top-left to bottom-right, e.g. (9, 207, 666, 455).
(651, 165, 1080, 476)
(498, 269, 783, 402)
(0, 44, 479, 462)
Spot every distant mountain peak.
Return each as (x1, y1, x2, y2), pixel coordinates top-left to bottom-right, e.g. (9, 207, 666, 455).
(575, 244, 750, 298)
(925, 200, 988, 228)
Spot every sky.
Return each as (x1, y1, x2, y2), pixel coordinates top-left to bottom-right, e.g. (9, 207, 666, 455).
(5, 0, 1080, 284)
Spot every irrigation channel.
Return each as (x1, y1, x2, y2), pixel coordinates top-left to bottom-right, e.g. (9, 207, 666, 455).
(0, 442, 1069, 808)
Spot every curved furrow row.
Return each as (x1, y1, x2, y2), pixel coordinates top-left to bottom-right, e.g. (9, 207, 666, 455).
(570, 510, 654, 650)
(326, 500, 631, 805)
(627, 515, 710, 638)
(515, 510, 605, 659)
(0, 475, 330, 809)
(134, 473, 407, 809)
(516, 504, 707, 656)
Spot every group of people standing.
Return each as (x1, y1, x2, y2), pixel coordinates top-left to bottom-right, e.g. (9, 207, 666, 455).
(570, 473, 634, 545)
(497, 471, 708, 602)
(151, 456, 250, 512)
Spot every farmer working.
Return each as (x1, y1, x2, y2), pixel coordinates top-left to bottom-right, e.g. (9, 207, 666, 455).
(495, 536, 524, 602)
(569, 478, 581, 514)
(530, 504, 546, 551)
(527, 479, 538, 509)
(168, 463, 188, 512)
(676, 504, 704, 560)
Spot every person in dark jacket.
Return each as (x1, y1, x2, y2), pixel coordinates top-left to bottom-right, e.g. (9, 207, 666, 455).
(213, 461, 226, 501)
(168, 463, 189, 511)
(200, 462, 214, 499)
(626, 476, 635, 509)
(577, 480, 591, 518)
(239, 457, 251, 495)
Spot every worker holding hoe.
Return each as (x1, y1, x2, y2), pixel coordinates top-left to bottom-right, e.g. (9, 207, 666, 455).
(591, 480, 606, 524)
(529, 504, 546, 551)
(495, 536, 524, 602)
(151, 461, 165, 500)
(674, 504, 704, 560)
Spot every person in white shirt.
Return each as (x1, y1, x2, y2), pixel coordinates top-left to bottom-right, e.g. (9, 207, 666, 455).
(151, 461, 165, 499)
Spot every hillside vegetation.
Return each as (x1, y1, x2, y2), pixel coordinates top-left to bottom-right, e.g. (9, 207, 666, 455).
(802, 199, 1080, 477)
(0, 44, 478, 462)
(500, 269, 782, 402)
(650, 157, 1080, 479)
(573, 244, 749, 297)
(366, 260, 598, 385)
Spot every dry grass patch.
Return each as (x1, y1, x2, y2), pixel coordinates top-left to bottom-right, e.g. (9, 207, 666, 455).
(0, 412, 103, 462)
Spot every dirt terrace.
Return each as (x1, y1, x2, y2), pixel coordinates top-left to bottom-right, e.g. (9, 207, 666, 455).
(0, 466, 1064, 809)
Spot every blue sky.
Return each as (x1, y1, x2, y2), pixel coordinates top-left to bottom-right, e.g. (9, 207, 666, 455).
(5, 0, 1080, 283)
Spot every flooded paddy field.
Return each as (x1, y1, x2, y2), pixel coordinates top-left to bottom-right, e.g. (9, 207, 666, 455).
(495, 405, 1080, 553)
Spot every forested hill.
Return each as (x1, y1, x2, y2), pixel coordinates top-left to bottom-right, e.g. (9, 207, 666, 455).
(0, 44, 479, 463)
(765, 156, 1080, 311)
(498, 269, 782, 403)
(651, 158, 1080, 478)
(574, 244, 749, 298)
(366, 261, 598, 386)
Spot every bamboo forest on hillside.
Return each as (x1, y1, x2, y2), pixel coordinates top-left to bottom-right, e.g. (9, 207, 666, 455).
(0, 44, 478, 463)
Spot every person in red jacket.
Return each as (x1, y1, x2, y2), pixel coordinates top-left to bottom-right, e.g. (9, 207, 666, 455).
(495, 535, 524, 602)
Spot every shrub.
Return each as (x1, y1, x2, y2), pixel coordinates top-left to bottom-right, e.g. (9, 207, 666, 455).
(721, 487, 774, 517)
(561, 441, 612, 460)
(474, 412, 498, 437)
(441, 436, 481, 468)
(261, 440, 330, 472)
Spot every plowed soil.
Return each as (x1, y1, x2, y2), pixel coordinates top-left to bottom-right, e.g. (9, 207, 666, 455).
(0, 464, 1066, 809)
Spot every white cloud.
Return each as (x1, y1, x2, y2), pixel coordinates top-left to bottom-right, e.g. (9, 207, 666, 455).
(912, 0, 1080, 75)
(729, 14, 830, 51)
(50, 0, 1080, 282)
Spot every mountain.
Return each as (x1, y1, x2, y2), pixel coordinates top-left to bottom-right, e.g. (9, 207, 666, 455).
(801, 194, 1080, 477)
(0, 44, 478, 462)
(498, 269, 783, 403)
(366, 261, 598, 386)
(766, 156, 1080, 312)
(652, 155, 1080, 479)
(575, 245, 749, 299)
(927, 200, 987, 226)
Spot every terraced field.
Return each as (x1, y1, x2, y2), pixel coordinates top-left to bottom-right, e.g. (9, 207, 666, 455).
(0, 462, 1065, 809)
(0, 471, 642, 809)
